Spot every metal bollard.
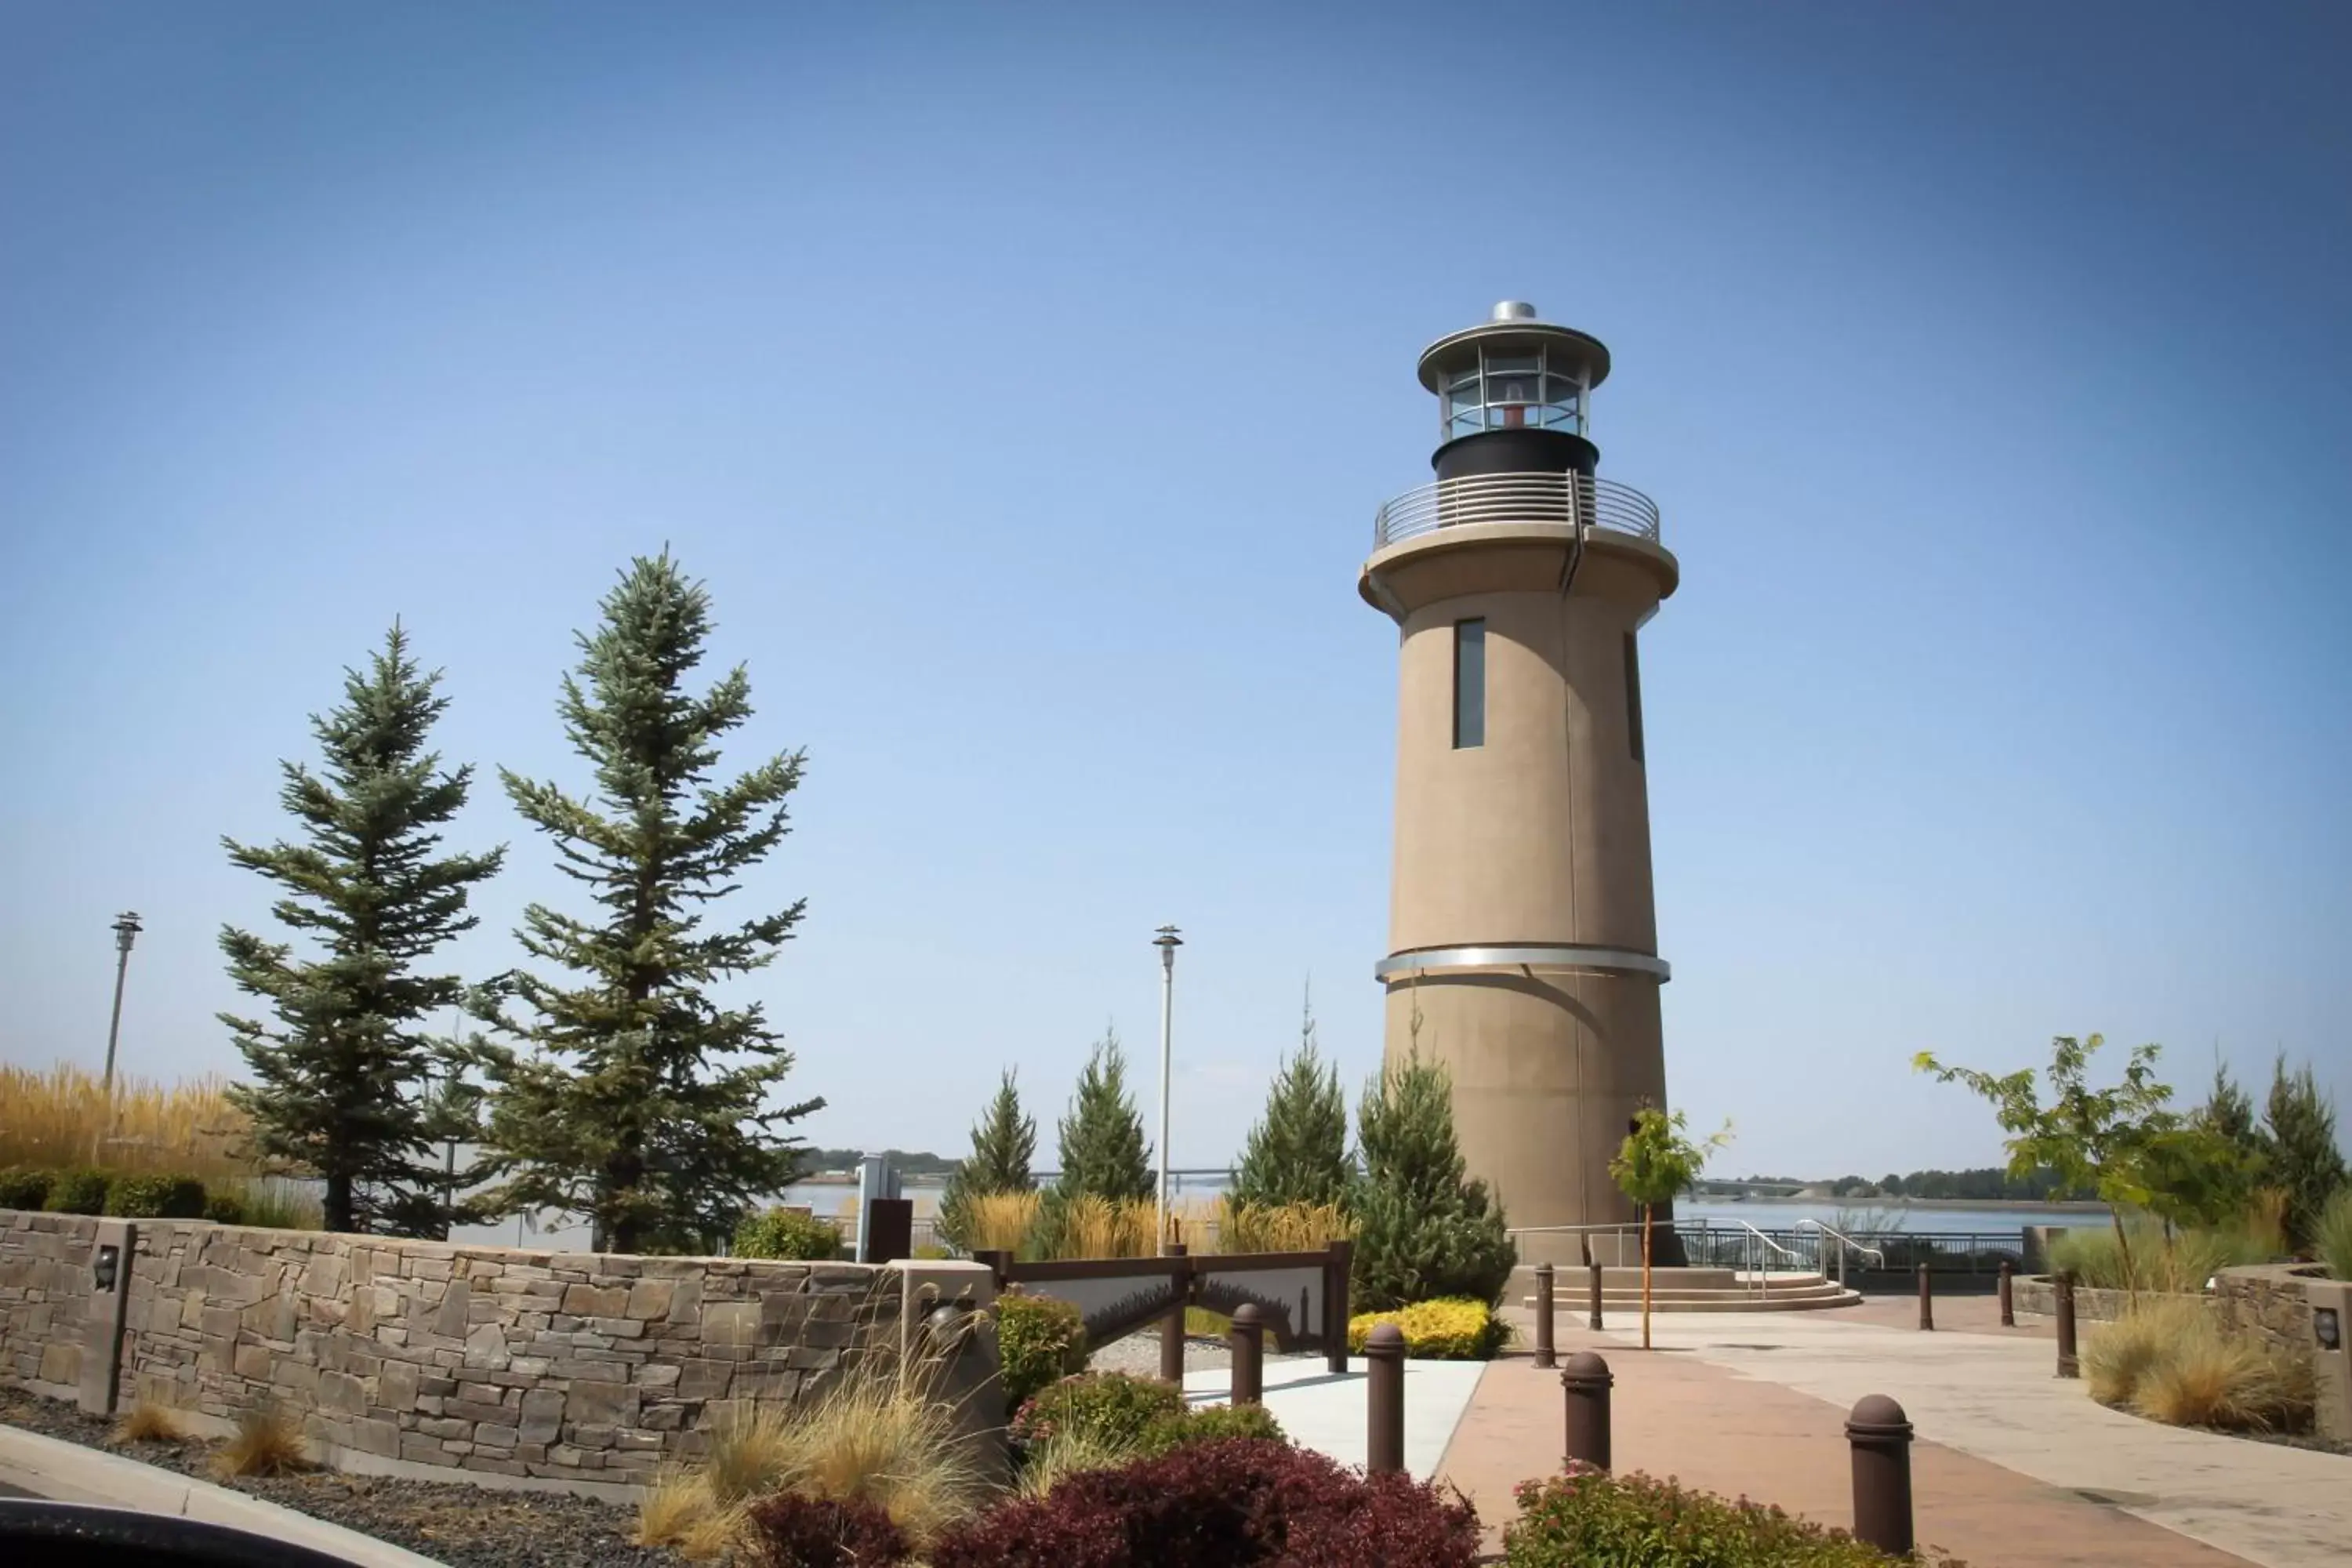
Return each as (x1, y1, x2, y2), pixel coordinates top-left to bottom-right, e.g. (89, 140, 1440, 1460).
(1998, 1259, 2015, 1328)
(1846, 1395, 1915, 1557)
(1588, 1260, 1605, 1332)
(1561, 1350, 1613, 1471)
(1366, 1322, 1406, 1474)
(1917, 1261, 1934, 1331)
(1160, 1243, 1188, 1383)
(1229, 1301, 1265, 1406)
(2055, 1269, 2080, 1378)
(1534, 1263, 1557, 1369)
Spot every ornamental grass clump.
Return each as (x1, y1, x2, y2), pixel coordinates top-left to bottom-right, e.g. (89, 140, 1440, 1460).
(1057, 1193, 1156, 1260)
(0, 1063, 254, 1181)
(1219, 1199, 1356, 1255)
(964, 1190, 1044, 1255)
(635, 1286, 984, 1558)
(2083, 1298, 2310, 1432)
(111, 1402, 187, 1446)
(1504, 1464, 1967, 1566)
(211, 1401, 310, 1479)
(2315, 1188, 2352, 1279)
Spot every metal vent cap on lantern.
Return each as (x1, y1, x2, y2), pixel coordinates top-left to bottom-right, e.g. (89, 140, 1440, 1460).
(1492, 299, 1538, 321)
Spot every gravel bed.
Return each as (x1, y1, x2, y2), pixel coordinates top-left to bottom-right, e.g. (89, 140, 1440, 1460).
(1, 1388, 664, 1568)
(1085, 1330, 1323, 1380)
(1086, 1330, 1231, 1377)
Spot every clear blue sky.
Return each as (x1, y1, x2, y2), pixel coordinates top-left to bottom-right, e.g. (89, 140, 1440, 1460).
(3, 2, 2346, 1181)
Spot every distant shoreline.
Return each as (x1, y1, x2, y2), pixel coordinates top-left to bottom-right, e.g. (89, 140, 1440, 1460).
(1693, 1194, 2109, 1213)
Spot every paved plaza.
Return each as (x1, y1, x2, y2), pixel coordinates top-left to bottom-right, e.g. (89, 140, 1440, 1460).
(1189, 1296, 2344, 1566)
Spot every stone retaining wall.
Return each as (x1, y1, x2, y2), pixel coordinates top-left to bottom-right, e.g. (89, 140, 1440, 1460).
(2211, 1262, 2320, 1359)
(0, 1211, 95, 1399)
(0, 1208, 977, 1492)
(2012, 1265, 2321, 1359)
(2011, 1275, 2139, 1323)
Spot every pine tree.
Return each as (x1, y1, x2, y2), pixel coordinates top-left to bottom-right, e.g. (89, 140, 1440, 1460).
(1350, 1053, 1516, 1312)
(220, 624, 505, 1236)
(2200, 1058, 2263, 1154)
(2263, 1053, 2347, 1251)
(1229, 989, 1352, 1213)
(1054, 1028, 1152, 1203)
(936, 1069, 1037, 1250)
(472, 553, 823, 1255)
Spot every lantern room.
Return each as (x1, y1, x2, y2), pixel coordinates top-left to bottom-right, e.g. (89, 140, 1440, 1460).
(1417, 301, 1611, 481)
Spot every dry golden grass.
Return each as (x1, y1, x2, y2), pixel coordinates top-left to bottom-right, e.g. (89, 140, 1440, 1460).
(1014, 1426, 1137, 1499)
(1218, 1199, 1356, 1254)
(1057, 1195, 1156, 1260)
(0, 1062, 256, 1180)
(1162, 1196, 1224, 1252)
(111, 1401, 186, 1445)
(2084, 1297, 2311, 1432)
(2132, 1326, 2292, 1430)
(2084, 1297, 2205, 1408)
(965, 1189, 1042, 1254)
(634, 1287, 985, 1554)
(210, 1402, 309, 1478)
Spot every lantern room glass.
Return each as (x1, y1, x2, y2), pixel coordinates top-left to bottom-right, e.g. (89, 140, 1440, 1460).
(1438, 344, 1589, 440)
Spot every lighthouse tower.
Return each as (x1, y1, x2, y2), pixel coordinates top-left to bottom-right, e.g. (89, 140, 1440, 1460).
(1359, 302, 1679, 1268)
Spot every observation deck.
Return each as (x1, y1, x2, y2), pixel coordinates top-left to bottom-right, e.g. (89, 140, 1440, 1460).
(1372, 470, 1661, 551)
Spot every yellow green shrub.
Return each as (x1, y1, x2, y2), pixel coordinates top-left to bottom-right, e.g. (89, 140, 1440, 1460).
(1346, 1298, 1505, 1360)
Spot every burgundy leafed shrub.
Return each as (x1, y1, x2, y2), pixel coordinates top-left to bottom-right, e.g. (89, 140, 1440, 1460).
(930, 1436, 1480, 1568)
(746, 1491, 912, 1568)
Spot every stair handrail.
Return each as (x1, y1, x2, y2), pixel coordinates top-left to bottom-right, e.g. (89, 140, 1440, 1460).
(1795, 1218, 1885, 1287)
(1725, 1218, 1801, 1298)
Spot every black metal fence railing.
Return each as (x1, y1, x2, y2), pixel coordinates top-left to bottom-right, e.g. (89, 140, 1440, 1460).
(1676, 1224, 2026, 1282)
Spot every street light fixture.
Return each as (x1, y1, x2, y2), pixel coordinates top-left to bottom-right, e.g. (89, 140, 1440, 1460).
(1152, 924, 1183, 1251)
(102, 911, 143, 1097)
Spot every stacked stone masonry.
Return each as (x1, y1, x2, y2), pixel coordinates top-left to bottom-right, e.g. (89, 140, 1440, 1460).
(1, 1208, 908, 1486)
(2013, 1264, 2322, 1365)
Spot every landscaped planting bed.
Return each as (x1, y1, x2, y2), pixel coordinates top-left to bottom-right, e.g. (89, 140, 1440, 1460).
(0, 1391, 662, 1568)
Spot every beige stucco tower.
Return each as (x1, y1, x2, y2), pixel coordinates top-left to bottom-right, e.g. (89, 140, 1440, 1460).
(1360, 302, 1679, 1269)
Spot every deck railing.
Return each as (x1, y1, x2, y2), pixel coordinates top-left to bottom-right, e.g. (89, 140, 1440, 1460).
(1373, 470, 1661, 550)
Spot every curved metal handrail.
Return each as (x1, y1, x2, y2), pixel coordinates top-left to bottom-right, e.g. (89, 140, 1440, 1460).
(1797, 1218, 1886, 1266)
(1373, 470, 1661, 550)
(1798, 1218, 1885, 1288)
(1723, 1218, 1802, 1298)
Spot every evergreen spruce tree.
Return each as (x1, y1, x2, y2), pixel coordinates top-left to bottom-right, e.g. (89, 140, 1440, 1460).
(1229, 989, 1352, 1213)
(1054, 1029, 1153, 1203)
(220, 624, 505, 1236)
(936, 1069, 1037, 1250)
(1350, 1052, 1515, 1311)
(2263, 1053, 2347, 1251)
(472, 553, 823, 1254)
(2200, 1058, 2263, 1155)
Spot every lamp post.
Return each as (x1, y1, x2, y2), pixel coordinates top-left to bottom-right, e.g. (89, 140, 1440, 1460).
(96, 910, 142, 1165)
(1152, 924, 1183, 1250)
(101, 911, 143, 1097)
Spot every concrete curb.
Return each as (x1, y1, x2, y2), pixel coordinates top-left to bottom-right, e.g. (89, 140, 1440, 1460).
(0, 1424, 446, 1568)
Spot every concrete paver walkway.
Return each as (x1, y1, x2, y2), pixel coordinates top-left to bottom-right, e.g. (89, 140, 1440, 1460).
(1597, 1312, 2346, 1568)
(1184, 1356, 1485, 1482)
(1442, 1327, 2262, 1566)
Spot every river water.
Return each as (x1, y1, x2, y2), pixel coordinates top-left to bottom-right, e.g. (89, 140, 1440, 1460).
(444, 1175, 2108, 1253)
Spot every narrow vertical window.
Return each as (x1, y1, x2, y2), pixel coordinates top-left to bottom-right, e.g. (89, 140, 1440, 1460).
(1624, 631, 1645, 763)
(1453, 619, 1486, 750)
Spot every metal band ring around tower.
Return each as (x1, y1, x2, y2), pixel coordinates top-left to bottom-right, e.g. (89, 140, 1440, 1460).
(1372, 945, 1671, 984)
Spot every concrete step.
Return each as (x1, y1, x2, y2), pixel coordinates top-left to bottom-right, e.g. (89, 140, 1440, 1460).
(1516, 1269, 1864, 1315)
(1521, 1287, 1865, 1315)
